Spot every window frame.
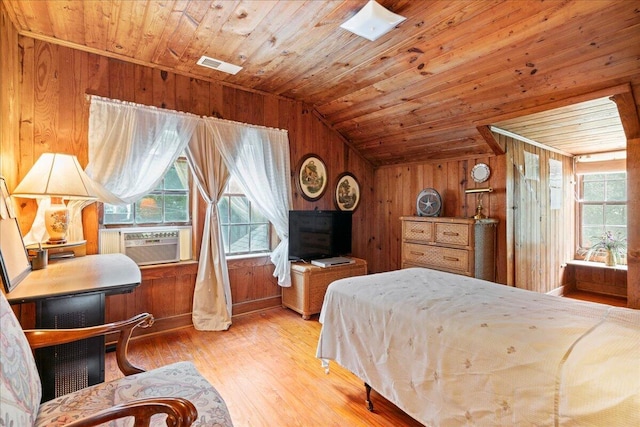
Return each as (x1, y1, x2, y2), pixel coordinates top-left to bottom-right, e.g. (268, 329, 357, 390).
(575, 171, 627, 255)
(100, 157, 191, 228)
(217, 178, 272, 257)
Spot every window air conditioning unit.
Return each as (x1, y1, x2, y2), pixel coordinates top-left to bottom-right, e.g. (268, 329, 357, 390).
(121, 229, 180, 266)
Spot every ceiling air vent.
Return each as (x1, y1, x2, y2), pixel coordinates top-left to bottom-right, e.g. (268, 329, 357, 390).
(196, 55, 242, 75)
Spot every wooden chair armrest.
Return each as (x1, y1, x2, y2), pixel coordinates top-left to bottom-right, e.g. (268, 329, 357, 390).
(61, 397, 197, 427)
(23, 313, 154, 376)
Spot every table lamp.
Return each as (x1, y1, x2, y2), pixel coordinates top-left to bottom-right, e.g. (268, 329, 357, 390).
(465, 187, 493, 219)
(12, 153, 97, 244)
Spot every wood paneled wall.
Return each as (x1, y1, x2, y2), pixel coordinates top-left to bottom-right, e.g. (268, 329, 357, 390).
(502, 135, 575, 293)
(370, 133, 575, 294)
(3, 30, 374, 327)
(0, 4, 20, 184)
(371, 155, 508, 284)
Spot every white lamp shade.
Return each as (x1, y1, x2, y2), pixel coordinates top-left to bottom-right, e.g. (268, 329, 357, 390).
(340, 0, 407, 41)
(13, 153, 97, 200)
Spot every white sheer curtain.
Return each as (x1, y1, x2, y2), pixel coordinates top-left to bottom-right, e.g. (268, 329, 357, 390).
(85, 96, 200, 205)
(185, 122, 232, 331)
(24, 97, 200, 244)
(205, 117, 293, 286)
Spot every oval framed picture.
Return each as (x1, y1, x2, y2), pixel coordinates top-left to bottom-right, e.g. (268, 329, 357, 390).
(297, 154, 328, 201)
(334, 172, 360, 211)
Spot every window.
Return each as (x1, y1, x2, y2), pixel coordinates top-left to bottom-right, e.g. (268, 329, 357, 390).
(217, 176, 271, 256)
(103, 157, 190, 226)
(578, 172, 627, 249)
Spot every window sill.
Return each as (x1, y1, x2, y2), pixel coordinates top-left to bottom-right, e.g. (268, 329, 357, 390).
(565, 259, 628, 271)
(226, 252, 272, 261)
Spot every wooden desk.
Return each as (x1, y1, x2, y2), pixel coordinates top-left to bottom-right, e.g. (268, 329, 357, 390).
(6, 254, 141, 401)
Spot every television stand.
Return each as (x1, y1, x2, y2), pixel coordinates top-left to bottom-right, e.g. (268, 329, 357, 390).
(283, 257, 367, 319)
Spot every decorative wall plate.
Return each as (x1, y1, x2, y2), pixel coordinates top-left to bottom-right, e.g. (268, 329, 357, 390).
(416, 188, 442, 217)
(471, 163, 491, 183)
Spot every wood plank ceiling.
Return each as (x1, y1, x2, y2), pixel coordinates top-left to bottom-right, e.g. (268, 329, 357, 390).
(3, 0, 639, 166)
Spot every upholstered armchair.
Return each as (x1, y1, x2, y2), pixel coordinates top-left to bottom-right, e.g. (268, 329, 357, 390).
(0, 292, 233, 426)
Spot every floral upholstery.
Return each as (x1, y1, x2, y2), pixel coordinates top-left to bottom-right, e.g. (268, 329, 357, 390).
(0, 290, 42, 426)
(1, 292, 233, 427)
(36, 362, 233, 427)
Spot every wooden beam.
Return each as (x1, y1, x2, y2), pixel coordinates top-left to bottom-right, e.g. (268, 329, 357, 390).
(476, 125, 505, 155)
(481, 84, 634, 125)
(611, 91, 640, 140)
(490, 126, 574, 157)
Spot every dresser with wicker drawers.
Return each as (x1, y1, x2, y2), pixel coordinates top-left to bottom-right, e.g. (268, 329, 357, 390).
(400, 216, 498, 281)
(283, 258, 367, 319)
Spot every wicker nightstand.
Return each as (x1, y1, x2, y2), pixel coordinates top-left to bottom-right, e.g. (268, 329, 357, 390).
(282, 257, 367, 319)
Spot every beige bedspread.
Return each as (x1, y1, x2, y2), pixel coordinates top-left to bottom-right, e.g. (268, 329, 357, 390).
(316, 268, 639, 426)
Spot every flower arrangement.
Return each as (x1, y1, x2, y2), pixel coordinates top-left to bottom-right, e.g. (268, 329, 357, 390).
(582, 231, 627, 266)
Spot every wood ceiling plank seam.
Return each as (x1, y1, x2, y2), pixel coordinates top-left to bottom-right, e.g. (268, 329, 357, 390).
(147, 0, 196, 65)
(15, 0, 55, 36)
(504, 110, 623, 132)
(228, 0, 340, 84)
(335, 39, 639, 141)
(106, 0, 150, 58)
(504, 118, 623, 137)
(134, 0, 185, 62)
(315, 0, 593, 119)
(494, 99, 620, 127)
(357, 133, 483, 155)
(248, 0, 380, 94)
(82, 0, 110, 51)
(476, 83, 633, 125)
(351, 117, 496, 147)
(287, 0, 508, 102)
(48, 0, 85, 45)
(329, 32, 634, 137)
(250, 1, 375, 95)
(311, 108, 373, 168)
(302, 0, 539, 105)
(175, 0, 242, 76)
(1, 0, 28, 30)
(321, 1, 633, 128)
(220, 0, 308, 69)
(154, 0, 213, 70)
(511, 120, 624, 138)
(182, 0, 281, 77)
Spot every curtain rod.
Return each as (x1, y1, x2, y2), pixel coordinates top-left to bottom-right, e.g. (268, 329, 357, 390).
(86, 94, 288, 133)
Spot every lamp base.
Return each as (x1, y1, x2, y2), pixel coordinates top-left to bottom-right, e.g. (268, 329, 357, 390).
(46, 237, 68, 245)
(44, 197, 70, 245)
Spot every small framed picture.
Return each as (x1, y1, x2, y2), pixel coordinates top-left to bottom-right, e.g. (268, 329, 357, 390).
(334, 172, 360, 211)
(0, 177, 31, 293)
(297, 154, 328, 201)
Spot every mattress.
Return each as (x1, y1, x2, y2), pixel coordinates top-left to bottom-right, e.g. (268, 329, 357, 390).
(316, 268, 640, 426)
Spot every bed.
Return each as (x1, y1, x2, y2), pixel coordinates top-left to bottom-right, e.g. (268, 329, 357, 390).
(316, 268, 640, 426)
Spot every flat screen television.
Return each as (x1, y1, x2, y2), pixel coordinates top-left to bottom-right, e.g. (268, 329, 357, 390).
(288, 210, 352, 261)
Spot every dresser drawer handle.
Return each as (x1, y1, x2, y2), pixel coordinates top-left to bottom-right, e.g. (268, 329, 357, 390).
(410, 251, 425, 256)
(443, 256, 459, 262)
(411, 229, 425, 233)
(443, 231, 459, 236)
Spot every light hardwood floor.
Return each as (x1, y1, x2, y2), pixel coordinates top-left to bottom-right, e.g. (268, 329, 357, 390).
(105, 307, 423, 427)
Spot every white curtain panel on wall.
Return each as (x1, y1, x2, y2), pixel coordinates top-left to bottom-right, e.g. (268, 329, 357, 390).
(206, 117, 293, 287)
(86, 96, 200, 205)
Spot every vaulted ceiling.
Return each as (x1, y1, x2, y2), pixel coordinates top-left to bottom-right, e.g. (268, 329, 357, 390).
(3, 0, 639, 166)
